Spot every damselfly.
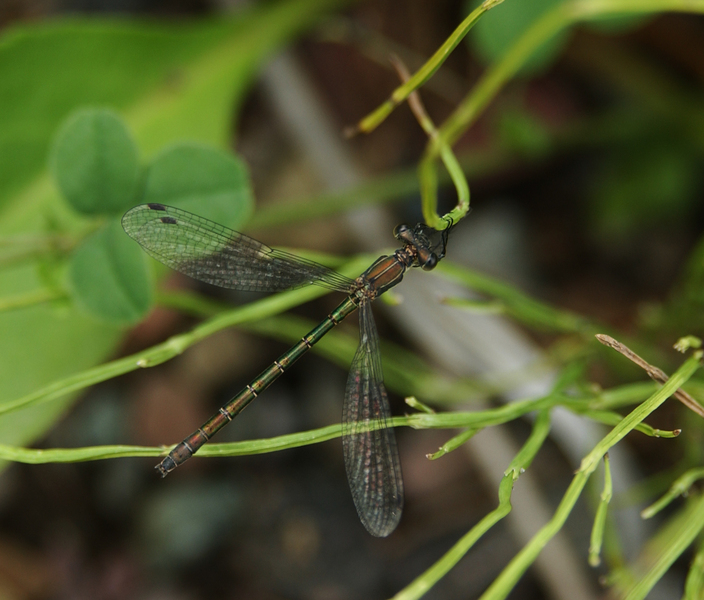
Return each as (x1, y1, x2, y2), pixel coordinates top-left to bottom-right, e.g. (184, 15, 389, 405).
(122, 203, 452, 537)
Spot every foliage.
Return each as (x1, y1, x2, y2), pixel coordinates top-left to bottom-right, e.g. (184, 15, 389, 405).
(0, 0, 348, 457)
(2, 0, 704, 599)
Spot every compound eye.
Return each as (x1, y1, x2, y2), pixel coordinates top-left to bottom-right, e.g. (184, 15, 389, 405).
(395, 224, 416, 246)
(393, 223, 410, 240)
(421, 253, 438, 271)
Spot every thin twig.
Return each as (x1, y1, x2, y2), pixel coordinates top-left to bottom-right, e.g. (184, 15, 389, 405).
(388, 54, 469, 228)
(388, 54, 437, 139)
(595, 334, 704, 418)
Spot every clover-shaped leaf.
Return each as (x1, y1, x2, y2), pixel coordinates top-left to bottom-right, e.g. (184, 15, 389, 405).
(69, 220, 152, 324)
(50, 108, 140, 215)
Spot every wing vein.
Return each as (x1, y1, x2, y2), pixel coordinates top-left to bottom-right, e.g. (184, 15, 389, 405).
(122, 204, 353, 292)
(342, 301, 403, 537)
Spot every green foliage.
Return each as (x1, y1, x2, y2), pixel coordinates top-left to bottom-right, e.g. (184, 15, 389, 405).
(0, 17, 232, 211)
(467, 0, 649, 77)
(3, 1, 704, 599)
(0, 0, 349, 461)
(68, 220, 152, 323)
(143, 144, 253, 226)
(49, 108, 140, 215)
(45, 107, 255, 323)
(468, 0, 570, 76)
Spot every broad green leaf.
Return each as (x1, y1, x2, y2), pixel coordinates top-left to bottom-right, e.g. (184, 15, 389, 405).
(0, 18, 236, 213)
(69, 220, 152, 323)
(467, 0, 570, 76)
(50, 108, 140, 215)
(466, 0, 649, 77)
(0, 0, 349, 463)
(142, 144, 253, 229)
(0, 0, 349, 215)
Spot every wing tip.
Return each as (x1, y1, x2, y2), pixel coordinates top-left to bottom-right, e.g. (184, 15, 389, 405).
(360, 504, 403, 537)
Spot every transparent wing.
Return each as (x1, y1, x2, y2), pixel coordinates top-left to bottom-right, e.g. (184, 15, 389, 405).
(122, 204, 353, 293)
(342, 301, 404, 537)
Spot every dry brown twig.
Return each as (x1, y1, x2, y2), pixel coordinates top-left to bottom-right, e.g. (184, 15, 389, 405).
(596, 334, 704, 418)
(388, 53, 438, 138)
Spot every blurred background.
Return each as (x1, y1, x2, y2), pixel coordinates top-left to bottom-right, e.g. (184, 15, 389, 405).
(1, 0, 704, 599)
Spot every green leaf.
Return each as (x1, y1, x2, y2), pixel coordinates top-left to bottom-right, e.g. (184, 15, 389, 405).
(69, 220, 152, 323)
(467, 0, 570, 76)
(50, 108, 140, 215)
(0, 0, 349, 471)
(0, 18, 233, 213)
(142, 144, 253, 228)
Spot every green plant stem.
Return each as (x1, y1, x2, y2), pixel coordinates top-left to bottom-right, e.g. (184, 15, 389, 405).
(589, 381, 659, 410)
(574, 409, 680, 438)
(438, 261, 595, 334)
(400, 65, 470, 231)
(427, 428, 477, 459)
(0, 231, 79, 268)
(0, 288, 65, 312)
(354, 0, 503, 136)
(0, 443, 159, 463)
(418, 0, 704, 228)
(405, 396, 554, 429)
(478, 352, 701, 600)
(0, 396, 572, 464)
(246, 144, 511, 231)
(440, 0, 704, 150)
(0, 255, 370, 416)
(4, 357, 698, 600)
(506, 409, 552, 477)
(624, 493, 704, 600)
(391, 409, 550, 600)
(578, 352, 700, 473)
(641, 466, 704, 518)
(588, 453, 612, 566)
(419, 136, 470, 229)
(0, 423, 343, 463)
(247, 103, 676, 233)
(0, 402, 549, 464)
(684, 536, 704, 599)
(392, 476, 514, 600)
(351, 0, 504, 228)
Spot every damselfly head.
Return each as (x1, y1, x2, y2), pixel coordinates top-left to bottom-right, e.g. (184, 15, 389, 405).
(394, 220, 454, 271)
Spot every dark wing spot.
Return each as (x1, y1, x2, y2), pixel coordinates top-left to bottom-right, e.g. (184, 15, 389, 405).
(147, 203, 167, 211)
(160, 217, 178, 225)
